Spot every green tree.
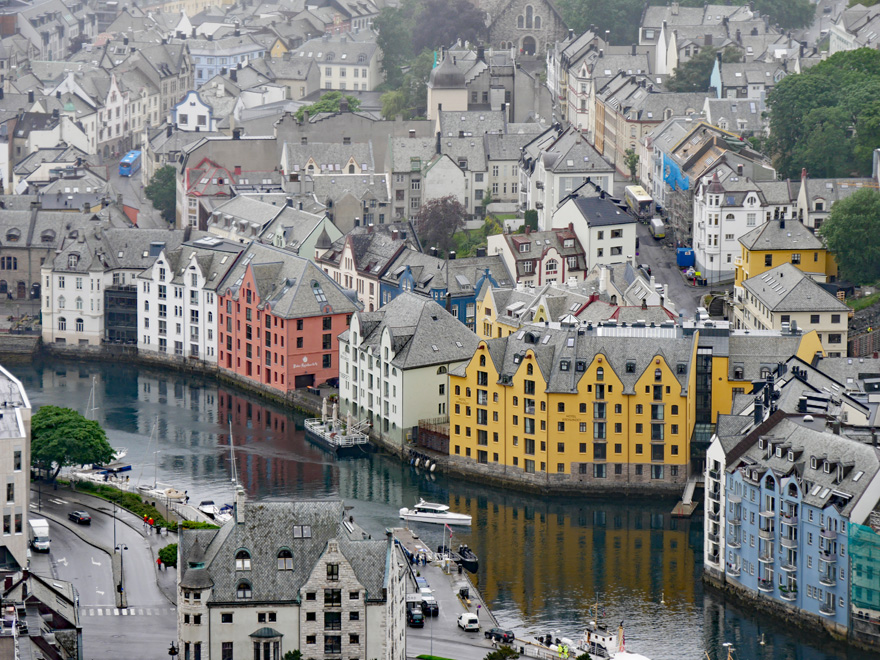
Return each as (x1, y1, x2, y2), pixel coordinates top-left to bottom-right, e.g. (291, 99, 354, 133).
(412, 0, 487, 54)
(766, 49, 880, 177)
(666, 46, 742, 93)
(484, 646, 519, 660)
(819, 188, 880, 284)
(31, 406, 115, 482)
(283, 652, 302, 660)
(624, 148, 639, 182)
(158, 543, 178, 568)
(575, 654, 592, 660)
(414, 195, 468, 255)
(380, 49, 434, 119)
(556, 0, 645, 44)
(295, 91, 361, 122)
(144, 166, 177, 224)
(374, 0, 418, 88)
(523, 210, 538, 231)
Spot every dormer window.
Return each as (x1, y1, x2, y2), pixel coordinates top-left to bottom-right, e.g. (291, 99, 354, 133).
(788, 451, 794, 462)
(823, 462, 830, 474)
(560, 360, 570, 371)
(235, 549, 251, 570)
(68, 254, 79, 268)
(519, 242, 530, 253)
(277, 549, 293, 570)
(626, 361, 636, 373)
(776, 447, 783, 458)
(236, 580, 252, 599)
(759, 439, 765, 450)
(810, 456, 817, 469)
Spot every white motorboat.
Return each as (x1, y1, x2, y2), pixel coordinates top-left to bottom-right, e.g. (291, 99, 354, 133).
(215, 504, 233, 524)
(198, 500, 219, 517)
(573, 618, 650, 660)
(399, 499, 471, 526)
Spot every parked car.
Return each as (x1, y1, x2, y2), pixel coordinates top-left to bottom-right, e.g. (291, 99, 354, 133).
(639, 263, 651, 277)
(68, 511, 91, 525)
(415, 577, 429, 589)
(407, 608, 425, 628)
(457, 613, 480, 631)
(485, 628, 515, 643)
(421, 594, 439, 616)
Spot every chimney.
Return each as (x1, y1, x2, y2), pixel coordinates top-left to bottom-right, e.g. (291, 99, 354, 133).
(230, 69, 237, 83)
(477, 44, 485, 62)
(166, 125, 172, 138)
(192, 26, 196, 37)
(391, 229, 399, 240)
(735, 28, 741, 43)
(598, 49, 604, 58)
(286, 196, 293, 207)
(448, 251, 456, 260)
(235, 22, 240, 37)
(55, 90, 60, 99)
(52, 108, 58, 118)
(631, 43, 636, 56)
(339, 97, 348, 113)
(234, 486, 246, 524)
(221, 67, 227, 76)
(123, 36, 129, 46)
(754, 398, 764, 426)
(298, 201, 303, 210)
(233, 128, 242, 140)
(28, 90, 34, 103)
(737, 163, 743, 176)
(801, 167, 807, 180)
(436, 131, 441, 155)
(0, 89, 4, 101)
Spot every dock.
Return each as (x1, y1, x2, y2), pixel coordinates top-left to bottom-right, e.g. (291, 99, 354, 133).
(671, 474, 702, 517)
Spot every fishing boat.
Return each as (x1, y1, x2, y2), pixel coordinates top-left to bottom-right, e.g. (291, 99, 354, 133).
(567, 598, 650, 660)
(399, 499, 471, 526)
(304, 398, 371, 455)
(436, 543, 479, 573)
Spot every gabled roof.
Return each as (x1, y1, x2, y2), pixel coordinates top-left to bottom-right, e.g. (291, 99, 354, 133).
(738, 218, 823, 251)
(742, 263, 848, 313)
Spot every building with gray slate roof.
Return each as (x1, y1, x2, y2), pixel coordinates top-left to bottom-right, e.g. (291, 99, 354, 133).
(340, 292, 479, 447)
(177, 495, 406, 660)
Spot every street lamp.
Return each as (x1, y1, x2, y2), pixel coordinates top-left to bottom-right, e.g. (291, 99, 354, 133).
(168, 642, 179, 658)
(116, 544, 128, 607)
(113, 500, 117, 550)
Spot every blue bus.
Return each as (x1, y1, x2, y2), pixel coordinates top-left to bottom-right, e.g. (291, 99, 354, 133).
(119, 150, 142, 177)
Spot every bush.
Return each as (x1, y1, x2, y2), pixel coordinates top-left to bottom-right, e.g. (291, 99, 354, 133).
(158, 543, 178, 567)
(484, 647, 519, 660)
(181, 520, 220, 530)
(283, 652, 302, 660)
(74, 481, 177, 531)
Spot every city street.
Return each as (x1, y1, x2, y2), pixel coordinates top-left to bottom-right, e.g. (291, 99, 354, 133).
(92, 157, 168, 230)
(635, 221, 705, 318)
(29, 487, 177, 659)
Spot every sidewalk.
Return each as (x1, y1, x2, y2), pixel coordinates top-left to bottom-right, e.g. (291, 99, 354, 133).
(53, 484, 179, 605)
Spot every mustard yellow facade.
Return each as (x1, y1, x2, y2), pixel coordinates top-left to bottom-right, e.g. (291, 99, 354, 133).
(734, 224, 837, 289)
(449, 325, 696, 491)
(447, 323, 826, 491)
(269, 38, 289, 59)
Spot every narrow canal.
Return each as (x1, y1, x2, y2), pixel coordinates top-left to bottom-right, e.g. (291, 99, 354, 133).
(11, 360, 874, 660)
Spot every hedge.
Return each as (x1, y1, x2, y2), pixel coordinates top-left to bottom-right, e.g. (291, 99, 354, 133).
(73, 481, 177, 531)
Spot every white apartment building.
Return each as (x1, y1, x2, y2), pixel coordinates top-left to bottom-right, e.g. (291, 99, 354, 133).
(0, 366, 31, 571)
(338, 293, 478, 448)
(137, 237, 243, 363)
(693, 171, 797, 284)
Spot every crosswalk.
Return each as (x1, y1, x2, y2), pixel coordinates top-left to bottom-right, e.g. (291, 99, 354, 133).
(81, 607, 176, 617)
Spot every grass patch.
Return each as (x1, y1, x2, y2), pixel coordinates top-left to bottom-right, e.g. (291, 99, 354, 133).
(73, 481, 177, 531)
(416, 655, 458, 660)
(848, 290, 880, 312)
(181, 520, 220, 530)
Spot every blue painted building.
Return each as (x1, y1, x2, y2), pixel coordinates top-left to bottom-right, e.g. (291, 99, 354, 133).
(707, 409, 880, 640)
(380, 251, 513, 330)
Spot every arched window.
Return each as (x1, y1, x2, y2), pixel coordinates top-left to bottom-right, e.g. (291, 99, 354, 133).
(664, 108, 673, 120)
(517, 15, 524, 28)
(75, 297, 83, 310)
(760, 367, 771, 379)
(6, 229, 20, 243)
(765, 476, 775, 491)
(545, 259, 558, 273)
(788, 483, 798, 497)
(236, 580, 252, 599)
(654, 368, 662, 381)
(734, 367, 744, 379)
(479, 355, 486, 366)
(357, 53, 366, 64)
(75, 318, 83, 332)
(348, 164, 355, 174)
(535, 16, 541, 29)
(235, 550, 251, 570)
(58, 317, 66, 331)
(526, 363, 533, 375)
(436, 366, 447, 375)
(58, 295, 65, 309)
(277, 549, 293, 570)
(525, 5, 533, 28)
(725, 214, 735, 221)
(610, 295, 618, 305)
(596, 367, 604, 381)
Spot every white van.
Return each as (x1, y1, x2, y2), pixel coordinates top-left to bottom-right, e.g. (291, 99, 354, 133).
(650, 217, 666, 239)
(28, 519, 50, 552)
(457, 613, 480, 631)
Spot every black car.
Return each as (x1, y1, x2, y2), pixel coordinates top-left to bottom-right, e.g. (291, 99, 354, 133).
(68, 511, 91, 525)
(485, 628, 515, 643)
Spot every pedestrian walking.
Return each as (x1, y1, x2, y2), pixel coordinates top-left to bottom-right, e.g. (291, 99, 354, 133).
(148, 517, 154, 529)
(143, 514, 148, 529)
(157, 557, 163, 572)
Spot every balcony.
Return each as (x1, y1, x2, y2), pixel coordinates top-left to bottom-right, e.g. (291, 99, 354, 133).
(758, 526, 775, 540)
(708, 551, 719, 564)
(708, 510, 720, 523)
(820, 528, 838, 540)
(758, 552, 773, 564)
(726, 564, 741, 578)
(780, 512, 798, 526)
(730, 516, 742, 526)
(708, 532, 719, 544)
(819, 551, 837, 564)
(727, 537, 741, 549)
(734, 257, 743, 267)
(819, 572, 837, 587)
(708, 469, 720, 481)
(781, 535, 798, 549)
(780, 561, 797, 573)
(780, 587, 797, 602)
(708, 489, 721, 502)
(758, 578, 774, 592)
(819, 603, 836, 617)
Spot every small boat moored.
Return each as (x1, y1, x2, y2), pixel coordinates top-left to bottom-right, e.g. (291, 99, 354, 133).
(399, 499, 471, 526)
(304, 398, 371, 456)
(198, 500, 220, 518)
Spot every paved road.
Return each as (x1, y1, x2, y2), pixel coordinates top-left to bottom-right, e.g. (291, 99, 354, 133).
(29, 488, 177, 659)
(635, 222, 703, 318)
(92, 158, 168, 229)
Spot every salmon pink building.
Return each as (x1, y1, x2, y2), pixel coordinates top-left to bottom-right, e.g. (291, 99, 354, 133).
(217, 243, 360, 391)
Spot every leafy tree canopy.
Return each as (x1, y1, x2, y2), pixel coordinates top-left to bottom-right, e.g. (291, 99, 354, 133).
(415, 196, 468, 255)
(144, 166, 177, 224)
(666, 46, 742, 92)
(380, 49, 434, 119)
(158, 543, 178, 567)
(766, 48, 880, 178)
(484, 646, 519, 660)
(32, 406, 115, 481)
(294, 91, 361, 122)
(819, 188, 880, 284)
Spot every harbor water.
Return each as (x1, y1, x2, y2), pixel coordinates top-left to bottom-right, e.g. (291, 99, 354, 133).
(11, 359, 875, 660)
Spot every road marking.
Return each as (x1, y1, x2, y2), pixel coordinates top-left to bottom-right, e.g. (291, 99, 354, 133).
(96, 590, 104, 596)
(114, 609, 119, 616)
(121, 609, 128, 616)
(88, 609, 94, 616)
(49, 498, 68, 504)
(96, 609, 102, 616)
(57, 557, 68, 566)
(91, 557, 101, 566)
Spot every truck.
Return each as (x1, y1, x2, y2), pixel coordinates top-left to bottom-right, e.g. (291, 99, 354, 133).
(28, 519, 50, 552)
(650, 217, 666, 239)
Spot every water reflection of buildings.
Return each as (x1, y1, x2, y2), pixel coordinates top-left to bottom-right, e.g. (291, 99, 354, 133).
(217, 388, 338, 498)
(447, 491, 699, 622)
